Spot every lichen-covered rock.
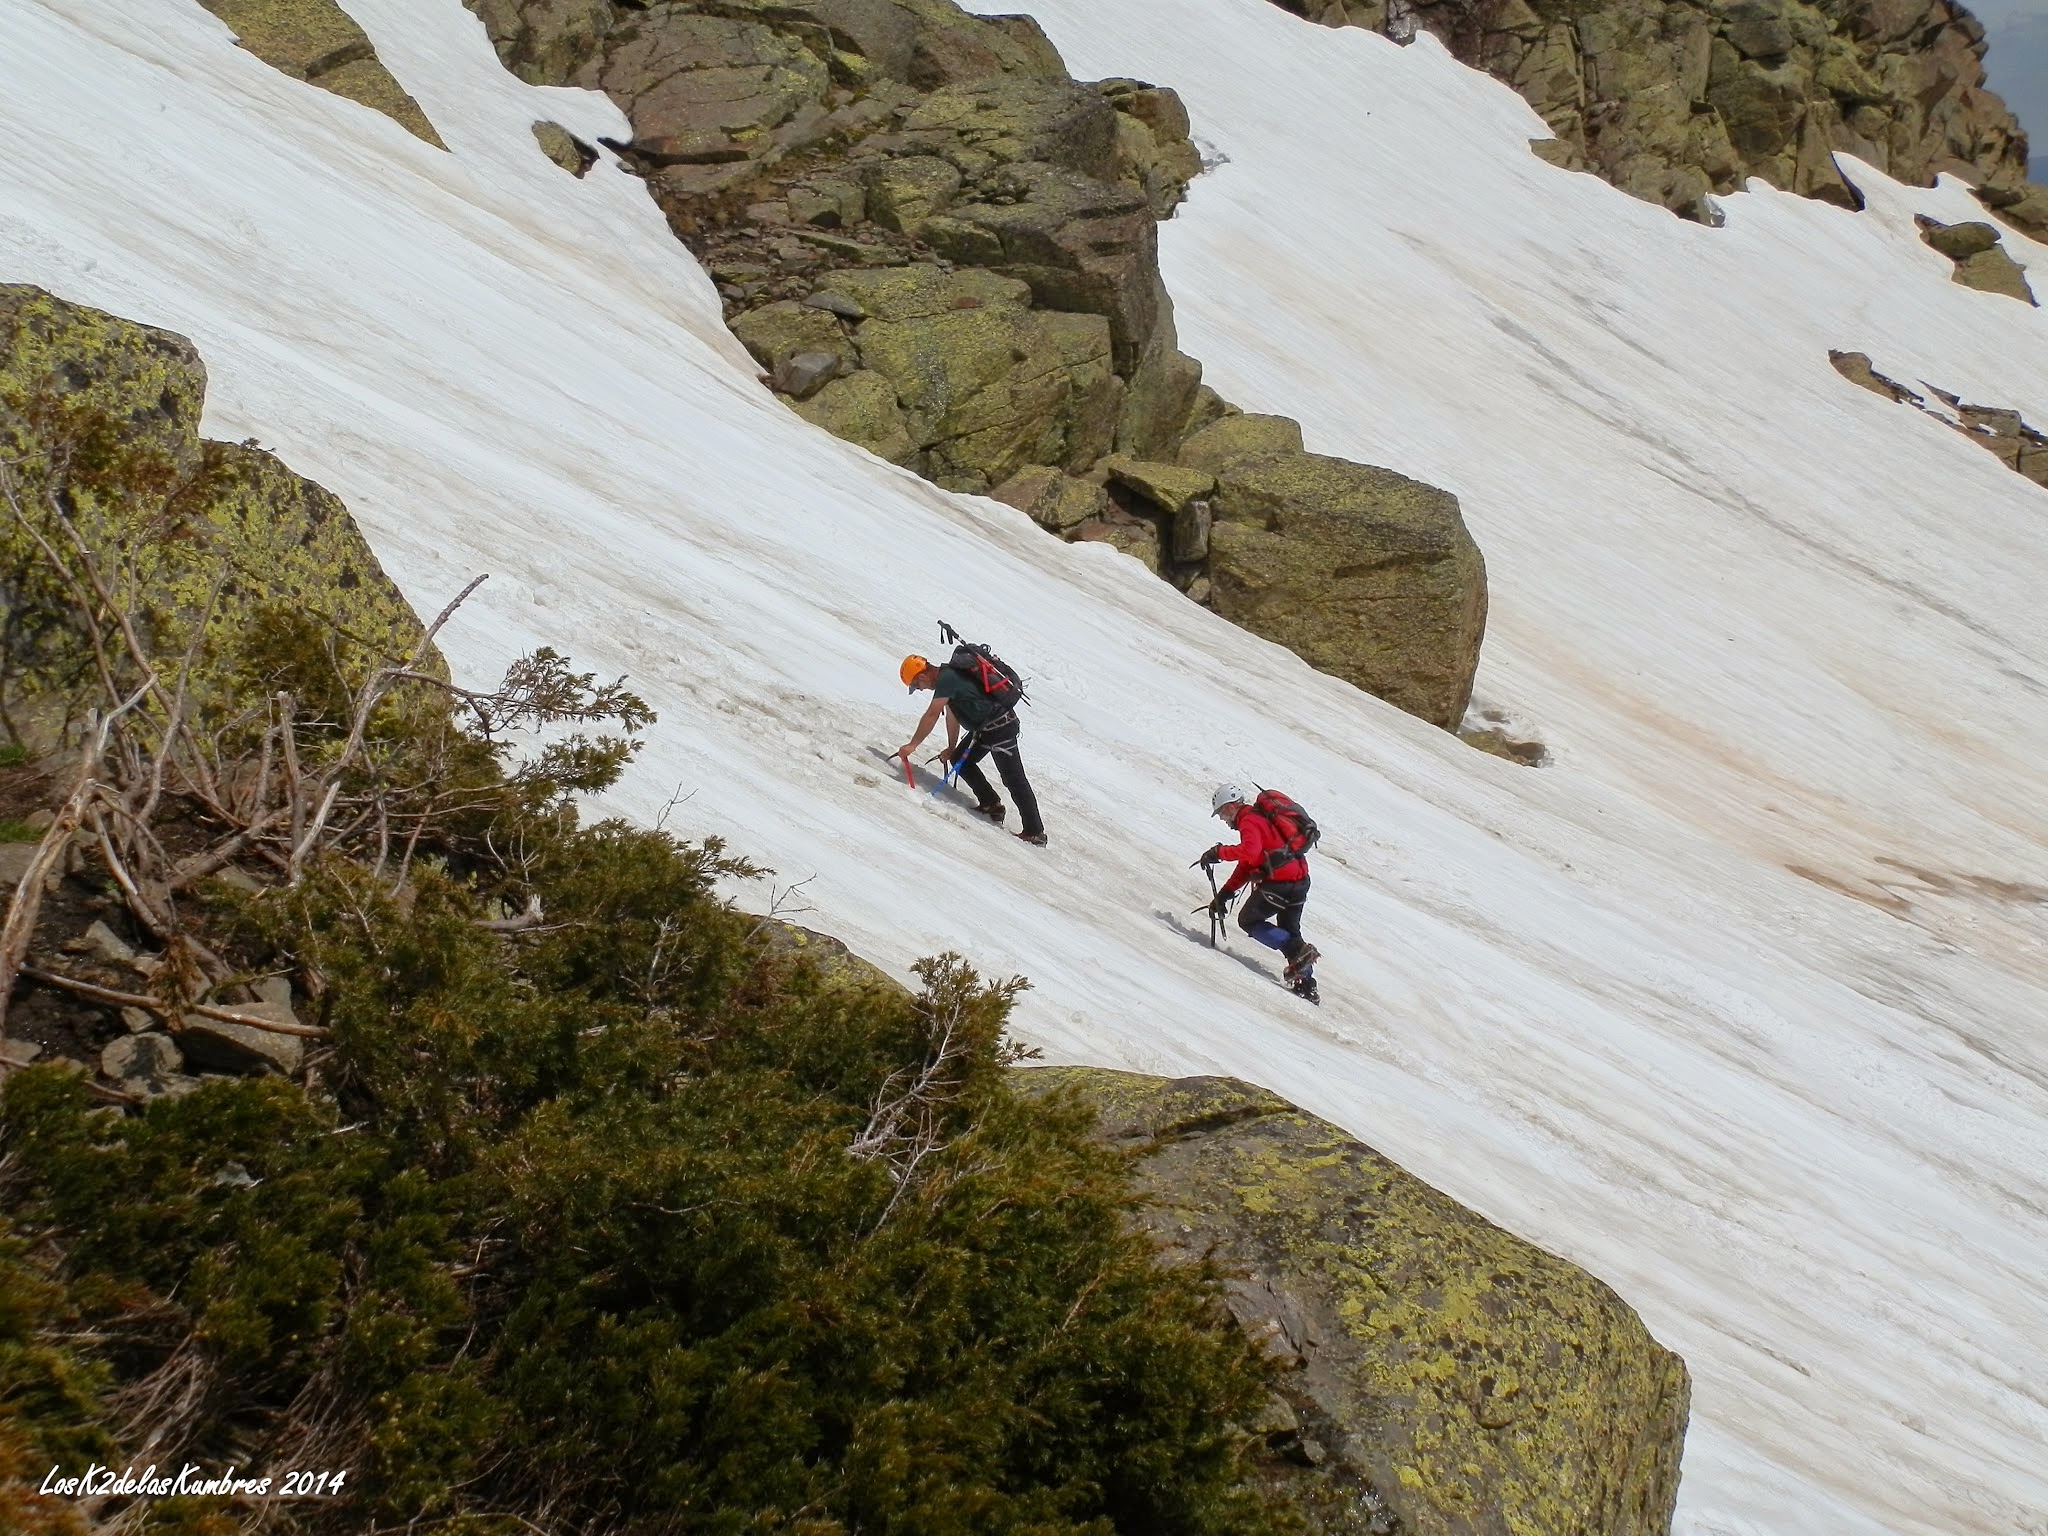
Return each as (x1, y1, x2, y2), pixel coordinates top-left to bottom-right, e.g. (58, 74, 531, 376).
(1916, 218, 2038, 302)
(532, 119, 596, 176)
(1178, 412, 1307, 471)
(1023, 1068, 1691, 1536)
(1953, 247, 2037, 304)
(459, 0, 1485, 731)
(1102, 454, 1215, 514)
(789, 369, 920, 466)
(464, 0, 615, 84)
(0, 284, 425, 739)
(818, 265, 1117, 489)
(1074, 515, 1165, 572)
(1208, 450, 1488, 728)
(759, 919, 906, 995)
(730, 299, 857, 375)
(197, 0, 445, 147)
(1272, 0, 2041, 221)
(1919, 218, 2002, 261)
(989, 464, 1113, 529)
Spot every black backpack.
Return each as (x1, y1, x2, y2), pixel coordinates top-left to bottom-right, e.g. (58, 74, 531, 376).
(936, 621, 1027, 725)
(1251, 787, 1319, 876)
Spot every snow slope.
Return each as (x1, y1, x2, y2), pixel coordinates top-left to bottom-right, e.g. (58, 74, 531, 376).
(2, 1, 2045, 1532)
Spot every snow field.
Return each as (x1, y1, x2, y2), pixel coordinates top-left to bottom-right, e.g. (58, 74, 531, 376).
(2, 1, 2045, 1532)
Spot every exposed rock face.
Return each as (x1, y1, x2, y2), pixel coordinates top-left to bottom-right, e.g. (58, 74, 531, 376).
(1272, 0, 2039, 223)
(0, 284, 424, 740)
(1916, 215, 2037, 302)
(194, 0, 445, 147)
(1829, 348, 2048, 484)
(1205, 451, 1489, 728)
(1028, 1068, 1691, 1536)
(462, 0, 1489, 728)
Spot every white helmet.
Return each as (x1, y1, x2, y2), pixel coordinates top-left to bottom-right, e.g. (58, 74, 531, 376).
(1210, 782, 1247, 814)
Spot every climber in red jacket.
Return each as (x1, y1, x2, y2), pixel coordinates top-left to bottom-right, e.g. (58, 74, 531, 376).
(1199, 783, 1320, 1001)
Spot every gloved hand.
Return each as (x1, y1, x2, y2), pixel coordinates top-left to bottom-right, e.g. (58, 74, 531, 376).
(1208, 889, 1235, 920)
(1196, 845, 1223, 870)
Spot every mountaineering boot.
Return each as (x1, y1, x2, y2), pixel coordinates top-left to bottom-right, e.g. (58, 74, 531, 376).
(1284, 944, 1320, 982)
(973, 799, 1006, 824)
(1017, 831, 1048, 847)
(1290, 973, 1320, 1005)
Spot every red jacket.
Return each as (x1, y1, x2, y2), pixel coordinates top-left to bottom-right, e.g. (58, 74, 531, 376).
(1216, 809, 1307, 893)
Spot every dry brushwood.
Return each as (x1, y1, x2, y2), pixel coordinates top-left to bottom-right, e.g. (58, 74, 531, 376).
(0, 451, 650, 1062)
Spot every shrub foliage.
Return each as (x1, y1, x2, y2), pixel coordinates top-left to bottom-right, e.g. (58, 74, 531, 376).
(1, 609, 1284, 1536)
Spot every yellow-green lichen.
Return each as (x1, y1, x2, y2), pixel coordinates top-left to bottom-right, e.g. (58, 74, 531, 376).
(0, 284, 425, 745)
(1022, 1066, 1690, 1536)
(195, 0, 446, 148)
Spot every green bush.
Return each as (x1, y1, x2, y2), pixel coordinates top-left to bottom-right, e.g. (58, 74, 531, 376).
(4, 815, 1285, 1535)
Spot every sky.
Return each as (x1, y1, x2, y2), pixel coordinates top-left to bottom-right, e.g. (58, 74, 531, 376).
(1977, 0, 2048, 176)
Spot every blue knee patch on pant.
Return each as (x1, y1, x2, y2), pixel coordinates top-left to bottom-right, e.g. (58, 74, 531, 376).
(1250, 925, 1291, 951)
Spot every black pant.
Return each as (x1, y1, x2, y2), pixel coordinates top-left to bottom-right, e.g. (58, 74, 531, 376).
(951, 717, 1043, 837)
(1238, 877, 1310, 962)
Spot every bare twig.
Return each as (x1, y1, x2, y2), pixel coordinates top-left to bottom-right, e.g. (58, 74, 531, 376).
(0, 680, 154, 1042)
(19, 964, 328, 1038)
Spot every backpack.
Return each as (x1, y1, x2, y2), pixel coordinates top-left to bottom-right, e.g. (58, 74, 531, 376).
(934, 620, 1028, 729)
(1251, 787, 1319, 876)
(946, 641, 1026, 709)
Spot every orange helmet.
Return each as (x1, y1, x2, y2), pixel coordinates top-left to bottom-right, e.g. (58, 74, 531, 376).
(899, 654, 929, 690)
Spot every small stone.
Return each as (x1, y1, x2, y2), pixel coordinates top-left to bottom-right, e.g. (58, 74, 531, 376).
(0, 843, 42, 892)
(710, 260, 773, 284)
(530, 120, 595, 178)
(787, 177, 864, 228)
(101, 1033, 186, 1097)
(79, 920, 136, 965)
(1244, 1391, 1300, 1438)
(178, 1002, 306, 1077)
(0, 1038, 43, 1067)
(771, 350, 844, 400)
(120, 1007, 154, 1033)
(803, 289, 867, 321)
(252, 975, 295, 1008)
(23, 808, 54, 832)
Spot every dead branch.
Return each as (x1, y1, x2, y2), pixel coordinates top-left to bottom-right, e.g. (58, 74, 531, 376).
(0, 680, 154, 1042)
(19, 965, 328, 1038)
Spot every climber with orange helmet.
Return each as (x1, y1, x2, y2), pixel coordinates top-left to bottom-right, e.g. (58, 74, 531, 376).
(895, 633, 1046, 846)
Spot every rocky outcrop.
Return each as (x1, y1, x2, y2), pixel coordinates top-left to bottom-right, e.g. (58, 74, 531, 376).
(1829, 348, 2048, 485)
(461, 0, 1489, 728)
(1915, 215, 2037, 301)
(1204, 450, 1488, 729)
(1030, 1068, 1691, 1536)
(1272, 0, 2041, 224)
(194, 0, 445, 147)
(0, 284, 424, 742)
(533, 118, 598, 175)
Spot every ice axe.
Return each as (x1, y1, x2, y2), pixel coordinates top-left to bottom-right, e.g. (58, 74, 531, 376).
(1191, 854, 1223, 947)
(931, 727, 980, 797)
